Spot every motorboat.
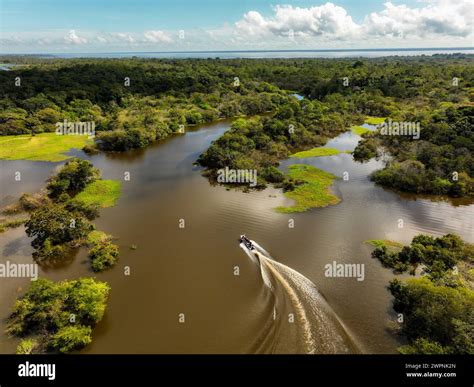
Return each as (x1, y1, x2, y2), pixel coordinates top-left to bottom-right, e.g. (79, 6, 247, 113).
(239, 234, 255, 250)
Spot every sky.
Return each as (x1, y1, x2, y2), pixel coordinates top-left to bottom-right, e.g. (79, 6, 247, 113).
(0, 0, 473, 53)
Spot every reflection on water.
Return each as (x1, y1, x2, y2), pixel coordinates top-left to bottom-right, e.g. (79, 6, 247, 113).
(0, 121, 472, 353)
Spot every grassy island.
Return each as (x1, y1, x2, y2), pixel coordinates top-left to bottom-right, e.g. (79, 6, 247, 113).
(276, 164, 340, 213)
(21, 158, 121, 271)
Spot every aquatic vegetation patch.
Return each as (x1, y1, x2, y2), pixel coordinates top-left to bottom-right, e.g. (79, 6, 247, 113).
(0, 217, 27, 233)
(364, 116, 387, 125)
(86, 230, 119, 272)
(290, 147, 343, 158)
(73, 180, 121, 208)
(276, 164, 340, 213)
(365, 239, 403, 251)
(87, 230, 110, 245)
(351, 126, 371, 136)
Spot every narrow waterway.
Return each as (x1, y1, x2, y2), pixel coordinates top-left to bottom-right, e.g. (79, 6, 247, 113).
(0, 121, 472, 353)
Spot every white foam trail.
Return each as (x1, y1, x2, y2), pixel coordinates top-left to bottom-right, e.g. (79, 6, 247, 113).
(256, 251, 316, 352)
(239, 243, 273, 289)
(239, 243, 258, 265)
(246, 239, 353, 353)
(251, 240, 272, 257)
(243, 239, 315, 351)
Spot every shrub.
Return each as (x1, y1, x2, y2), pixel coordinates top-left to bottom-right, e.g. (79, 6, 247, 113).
(261, 166, 285, 183)
(89, 241, 119, 272)
(16, 338, 39, 354)
(50, 325, 92, 353)
(350, 137, 378, 161)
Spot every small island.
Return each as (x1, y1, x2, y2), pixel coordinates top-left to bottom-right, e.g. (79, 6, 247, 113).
(7, 278, 110, 354)
(276, 164, 340, 213)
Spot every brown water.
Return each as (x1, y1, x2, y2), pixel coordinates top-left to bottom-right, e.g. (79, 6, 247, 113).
(0, 121, 472, 354)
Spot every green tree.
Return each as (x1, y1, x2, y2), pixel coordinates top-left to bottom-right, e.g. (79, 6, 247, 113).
(47, 158, 99, 198)
(25, 203, 93, 251)
(388, 277, 474, 354)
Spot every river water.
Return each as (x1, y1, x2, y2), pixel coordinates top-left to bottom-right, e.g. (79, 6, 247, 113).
(0, 121, 472, 353)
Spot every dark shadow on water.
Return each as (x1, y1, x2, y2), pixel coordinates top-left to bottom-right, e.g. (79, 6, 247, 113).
(34, 247, 80, 272)
(393, 190, 474, 207)
(2, 235, 31, 257)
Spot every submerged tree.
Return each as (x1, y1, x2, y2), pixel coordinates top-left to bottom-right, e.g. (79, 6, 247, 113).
(7, 278, 110, 353)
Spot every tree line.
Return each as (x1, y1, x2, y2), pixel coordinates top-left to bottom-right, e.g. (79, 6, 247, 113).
(1, 55, 472, 196)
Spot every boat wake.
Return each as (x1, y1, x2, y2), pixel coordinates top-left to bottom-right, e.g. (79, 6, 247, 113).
(240, 238, 358, 354)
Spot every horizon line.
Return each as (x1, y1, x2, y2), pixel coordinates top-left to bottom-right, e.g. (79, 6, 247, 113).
(1, 47, 473, 56)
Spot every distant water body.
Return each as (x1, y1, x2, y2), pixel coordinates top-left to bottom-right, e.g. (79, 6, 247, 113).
(27, 47, 474, 59)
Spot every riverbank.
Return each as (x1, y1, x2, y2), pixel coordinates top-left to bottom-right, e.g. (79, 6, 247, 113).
(0, 133, 92, 162)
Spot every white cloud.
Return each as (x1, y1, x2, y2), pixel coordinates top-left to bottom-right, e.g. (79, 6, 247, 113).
(96, 35, 108, 43)
(143, 30, 173, 43)
(1, 1, 472, 52)
(233, 1, 473, 45)
(363, 1, 473, 39)
(64, 30, 87, 45)
(38, 38, 53, 45)
(235, 4, 360, 39)
(115, 33, 136, 43)
(0, 35, 24, 45)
